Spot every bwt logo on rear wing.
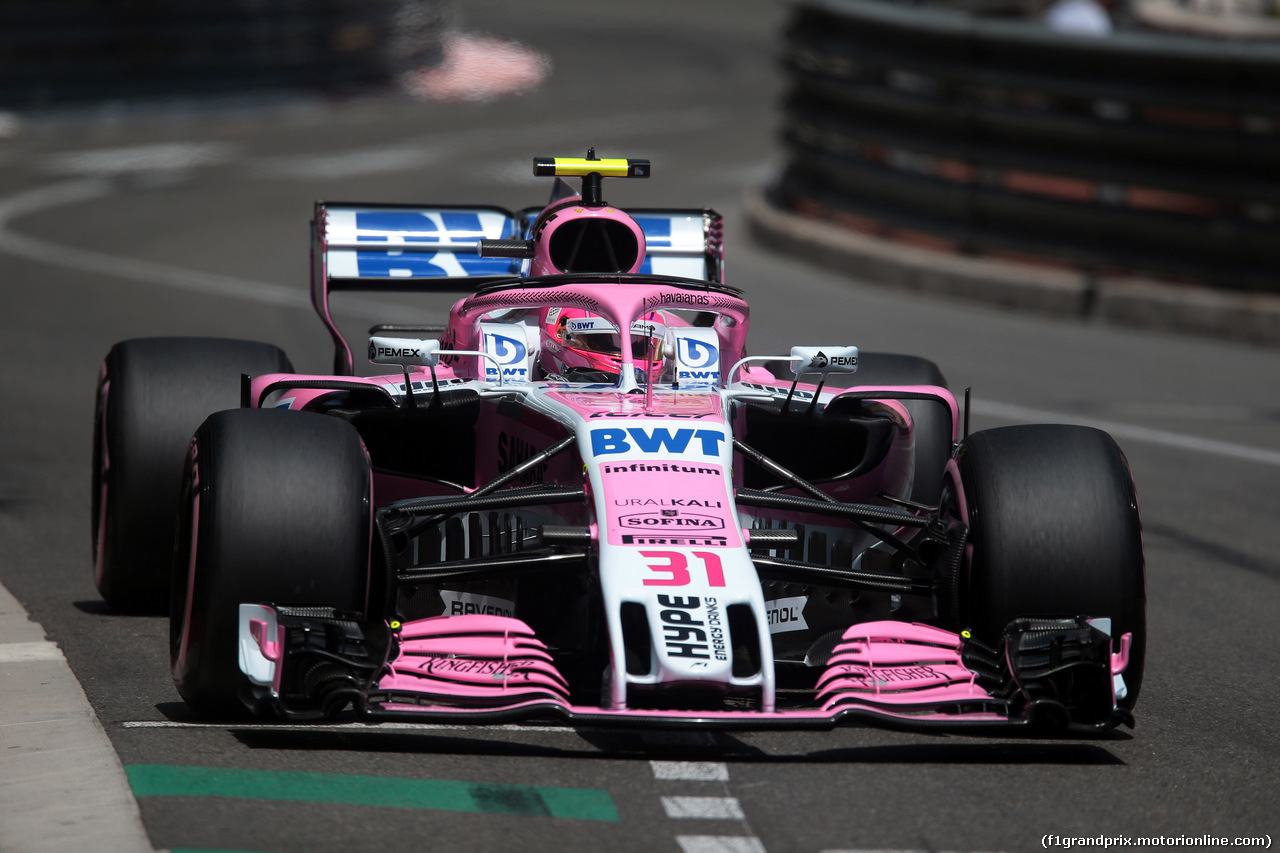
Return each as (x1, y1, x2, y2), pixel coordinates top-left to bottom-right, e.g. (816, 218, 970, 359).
(320, 204, 522, 282)
(313, 202, 526, 374)
(317, 205, 722, 285)
(632, 210, 725, 284)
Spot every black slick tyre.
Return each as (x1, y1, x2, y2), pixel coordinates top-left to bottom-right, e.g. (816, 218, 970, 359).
(169, 408, 371, 718)
(92, 337, 293, 613)
(956, 424, 1146, 710)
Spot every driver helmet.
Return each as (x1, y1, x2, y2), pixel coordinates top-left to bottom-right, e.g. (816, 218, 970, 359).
(539, 307, 668, 382)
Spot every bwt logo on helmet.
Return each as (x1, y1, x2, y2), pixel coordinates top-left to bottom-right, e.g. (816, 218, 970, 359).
(591, 427, 726, 458)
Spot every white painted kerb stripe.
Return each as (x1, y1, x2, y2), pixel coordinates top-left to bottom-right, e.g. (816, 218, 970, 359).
(662, 796, 745, 819)
(973, 400, 1280, 468)
(677, 837, 767, 853)
(651, 760, 731, 781)
(0, 640, 64, 663)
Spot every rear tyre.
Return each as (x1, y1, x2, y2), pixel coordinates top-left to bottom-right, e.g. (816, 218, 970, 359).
(956, 424, 1146, 710)
(849, 353, 951, 507)
(170, 408, 371, 718)
(92, 338, 293, 612)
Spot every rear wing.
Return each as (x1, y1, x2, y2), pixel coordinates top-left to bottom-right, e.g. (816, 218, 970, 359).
(512, 207, 725, 283)
(633, 209, 724, 283)
(312, 202, 726, 374)
(313, 202, 522, 373)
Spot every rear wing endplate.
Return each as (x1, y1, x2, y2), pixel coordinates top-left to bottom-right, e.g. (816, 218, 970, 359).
(633, 209, 724, 283)
(313, 202, 522, 373)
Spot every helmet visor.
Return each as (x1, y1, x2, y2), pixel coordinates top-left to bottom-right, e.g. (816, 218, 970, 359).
(570, 331, 662, 356)
(564, 316, 666, 359)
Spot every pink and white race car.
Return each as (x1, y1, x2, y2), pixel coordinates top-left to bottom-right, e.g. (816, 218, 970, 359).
(92, 153, 1145, 733)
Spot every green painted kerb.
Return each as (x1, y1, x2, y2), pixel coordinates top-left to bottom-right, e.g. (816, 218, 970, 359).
(126, 765, 618, 821)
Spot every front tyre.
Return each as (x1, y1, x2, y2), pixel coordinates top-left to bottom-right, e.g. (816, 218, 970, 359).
(92, 337, 293, 612)
(170, 408, 371, 718)
(956, 424, 1146, 711)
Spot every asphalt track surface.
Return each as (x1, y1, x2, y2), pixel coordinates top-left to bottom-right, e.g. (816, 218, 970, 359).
(1, 1, 1278, 851)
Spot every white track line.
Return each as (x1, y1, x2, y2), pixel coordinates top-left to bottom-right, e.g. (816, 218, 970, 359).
(0, 179, 445, 322)
(662, 796, 746, 819)
(651, 761, 731, 782)
(972, 400, 1280, 467)
(42, 142, 237, 176)
(0, 179, 311, 308)
(676, 837, 767, 853)
(0, 106, 725, 317)
(653, 762, 767, 852)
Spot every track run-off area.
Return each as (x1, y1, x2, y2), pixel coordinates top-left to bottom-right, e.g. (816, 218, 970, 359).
(1, 1, 1277, 851)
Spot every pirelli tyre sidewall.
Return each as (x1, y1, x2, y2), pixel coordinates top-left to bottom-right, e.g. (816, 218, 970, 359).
(170, 408, 372, 718)
(956, 424, 1146, 710)
(92, 337, 293, 613)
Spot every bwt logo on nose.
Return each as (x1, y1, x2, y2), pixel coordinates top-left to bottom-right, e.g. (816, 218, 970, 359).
(591, 427, 726, 458)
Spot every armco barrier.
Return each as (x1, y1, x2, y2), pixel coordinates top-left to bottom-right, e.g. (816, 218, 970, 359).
(0, 0, 446, 107)
(771, 0, 1280, 295)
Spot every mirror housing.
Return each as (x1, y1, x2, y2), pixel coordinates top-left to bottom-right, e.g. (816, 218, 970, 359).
(789, 346, 859, 376)
(368, 337, 441, 368)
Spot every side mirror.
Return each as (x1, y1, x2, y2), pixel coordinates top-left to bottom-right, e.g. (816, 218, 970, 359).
(367, 335, 506, 389)
(368, 336, 441, 368)
(789, 345, 859, 376)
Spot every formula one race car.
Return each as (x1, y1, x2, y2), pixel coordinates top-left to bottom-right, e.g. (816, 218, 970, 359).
(92, 152, 1145, 733)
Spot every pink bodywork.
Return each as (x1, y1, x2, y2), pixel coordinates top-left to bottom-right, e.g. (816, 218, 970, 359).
(249, 199, 1004, 725)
